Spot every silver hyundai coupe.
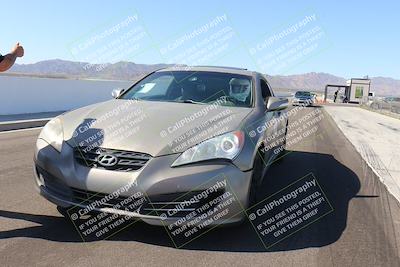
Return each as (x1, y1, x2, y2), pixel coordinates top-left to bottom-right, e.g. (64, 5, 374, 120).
(33, 66, 288, 227)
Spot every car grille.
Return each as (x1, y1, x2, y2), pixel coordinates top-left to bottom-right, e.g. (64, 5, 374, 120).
(74, 147, 151, 172)
(71, 187, 133, 208)
(141, 190, 226, 217)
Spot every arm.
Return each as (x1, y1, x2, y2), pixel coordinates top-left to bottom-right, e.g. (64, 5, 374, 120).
(0, 54, 17, 72)
(0, 43, 24, 72)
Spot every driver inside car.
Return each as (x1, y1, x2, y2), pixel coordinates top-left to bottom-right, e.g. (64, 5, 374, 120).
(229, 78, 251, 103)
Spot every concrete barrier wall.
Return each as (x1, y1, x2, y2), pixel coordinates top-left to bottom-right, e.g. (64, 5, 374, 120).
(0, 76, 132, 115)
(0, 118, 50, 131)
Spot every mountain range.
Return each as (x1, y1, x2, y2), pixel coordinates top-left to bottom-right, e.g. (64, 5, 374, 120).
(4, 59, 399, 96)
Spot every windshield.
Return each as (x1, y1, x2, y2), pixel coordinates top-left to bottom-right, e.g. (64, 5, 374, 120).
(295, 91, 311, 97)
(121, 71, 253, 107)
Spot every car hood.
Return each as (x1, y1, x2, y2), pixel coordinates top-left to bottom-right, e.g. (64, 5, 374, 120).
(62, 99, 252, 157)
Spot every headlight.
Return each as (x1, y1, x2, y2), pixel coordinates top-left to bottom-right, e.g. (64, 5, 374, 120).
(171, 131, 244, 167)
(38, 117, 64, 152)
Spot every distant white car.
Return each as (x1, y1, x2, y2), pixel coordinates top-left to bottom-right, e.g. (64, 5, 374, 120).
(292, 91, 314, 106)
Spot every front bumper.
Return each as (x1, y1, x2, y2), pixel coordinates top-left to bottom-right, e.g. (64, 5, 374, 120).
(34, 138, 252, 226)
(292, 98, 314, 105)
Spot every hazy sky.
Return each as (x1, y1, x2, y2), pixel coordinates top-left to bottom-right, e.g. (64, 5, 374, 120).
(2, 0, 399, 78)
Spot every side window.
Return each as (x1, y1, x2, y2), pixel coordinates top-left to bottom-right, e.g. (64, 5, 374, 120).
(260, 79, 272, 100)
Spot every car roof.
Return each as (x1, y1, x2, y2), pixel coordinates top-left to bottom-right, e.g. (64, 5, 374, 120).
(157, 65, 257, 76)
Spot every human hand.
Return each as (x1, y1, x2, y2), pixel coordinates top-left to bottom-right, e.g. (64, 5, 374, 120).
(11, 42, 24, 57)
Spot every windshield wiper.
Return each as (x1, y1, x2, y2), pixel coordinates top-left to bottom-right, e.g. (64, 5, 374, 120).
(179, 99, 206, 104)
(126, 97, 141, 101)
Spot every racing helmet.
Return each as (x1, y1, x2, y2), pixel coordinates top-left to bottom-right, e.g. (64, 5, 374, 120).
(229, 78, 251, 102)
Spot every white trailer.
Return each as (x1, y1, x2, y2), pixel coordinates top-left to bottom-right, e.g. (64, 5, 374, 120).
(346, 78, 371, 103)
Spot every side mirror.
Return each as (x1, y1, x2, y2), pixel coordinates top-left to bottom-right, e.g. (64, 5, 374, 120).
(266, 97, 288, 111)
(111, 88, 125, 99)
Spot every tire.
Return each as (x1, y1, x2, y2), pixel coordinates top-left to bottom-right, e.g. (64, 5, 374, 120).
(249, 150, 264, 206)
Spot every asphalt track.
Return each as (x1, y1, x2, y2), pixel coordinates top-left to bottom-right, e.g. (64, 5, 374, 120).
(1, 107, 399, 266)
